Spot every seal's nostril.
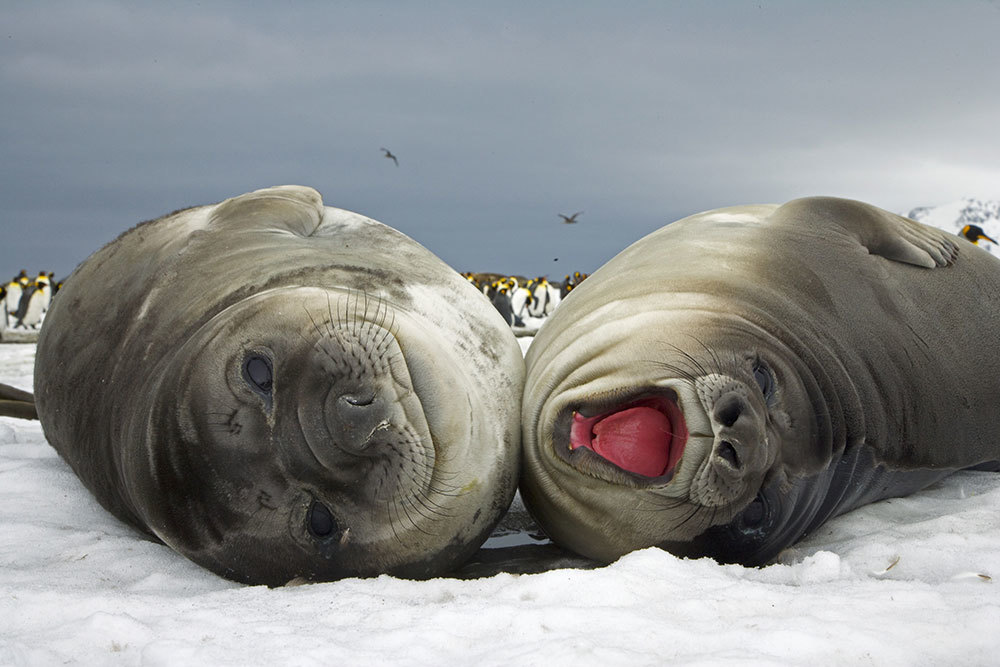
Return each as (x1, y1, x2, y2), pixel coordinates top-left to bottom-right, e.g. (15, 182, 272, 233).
(715, 394, 743, 428)
(718, 440, 740, 468)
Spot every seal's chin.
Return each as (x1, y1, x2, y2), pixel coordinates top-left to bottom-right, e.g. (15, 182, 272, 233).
(565, 396, 689, 481)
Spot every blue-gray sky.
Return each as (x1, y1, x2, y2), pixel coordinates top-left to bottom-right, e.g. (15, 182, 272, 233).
(3, 1, 999, 281)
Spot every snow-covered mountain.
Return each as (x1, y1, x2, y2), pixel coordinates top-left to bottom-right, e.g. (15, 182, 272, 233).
(907, 198, 1000, 254)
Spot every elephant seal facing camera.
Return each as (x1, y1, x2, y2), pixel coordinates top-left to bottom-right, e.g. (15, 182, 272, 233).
(521, 196, 1000, 567)
(34, 185, 523, 585)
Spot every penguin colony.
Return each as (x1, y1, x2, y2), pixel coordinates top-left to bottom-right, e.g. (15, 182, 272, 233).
(462, 272, 588, 328)
(0, 266, 582, 335)
(0, 221, 983, 335)
(2, 270, 60, 330)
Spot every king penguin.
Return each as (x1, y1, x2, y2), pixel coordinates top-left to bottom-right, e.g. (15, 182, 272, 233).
(960, 224, 998, 246)
(15, 281, 48, 329)
(3, 273, 26, 327)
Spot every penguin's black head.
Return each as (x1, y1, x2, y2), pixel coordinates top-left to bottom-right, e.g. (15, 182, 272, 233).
(961, 224, 998, 245)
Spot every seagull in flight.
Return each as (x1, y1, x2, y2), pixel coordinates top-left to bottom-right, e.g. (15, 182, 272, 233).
(558, 211, 583, 224)
(380, 147, 399, 166)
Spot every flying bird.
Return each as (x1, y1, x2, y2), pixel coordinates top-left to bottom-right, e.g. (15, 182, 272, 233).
(380, 148, 399, 166)
(559, 211, 583, 224)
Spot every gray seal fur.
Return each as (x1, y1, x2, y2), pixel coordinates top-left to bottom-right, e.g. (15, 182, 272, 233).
(35, 185, 524, 585)
(521, 196, 1000, 566)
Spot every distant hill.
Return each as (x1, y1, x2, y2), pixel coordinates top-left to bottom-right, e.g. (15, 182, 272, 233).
(907, 198, 1000, 254)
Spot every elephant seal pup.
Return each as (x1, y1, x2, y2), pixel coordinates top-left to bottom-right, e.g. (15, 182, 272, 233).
(521, 196, 1000, 567)
(34, 185, 523, 585)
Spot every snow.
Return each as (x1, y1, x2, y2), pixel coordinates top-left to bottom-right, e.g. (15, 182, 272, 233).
(2, 341, 999, 665)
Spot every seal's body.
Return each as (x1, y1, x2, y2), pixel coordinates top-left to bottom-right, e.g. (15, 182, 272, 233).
(521, 197, 1000, 566)
(35, 185, 523, 585)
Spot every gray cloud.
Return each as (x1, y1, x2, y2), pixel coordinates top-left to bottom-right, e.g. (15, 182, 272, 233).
(3, 1, 999, 279)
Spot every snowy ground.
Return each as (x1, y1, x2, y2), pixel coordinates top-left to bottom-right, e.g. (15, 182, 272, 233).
(2, 341, 999, 666)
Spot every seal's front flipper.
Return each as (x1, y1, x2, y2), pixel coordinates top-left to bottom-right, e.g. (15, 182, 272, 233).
(210, 185, 325, 237)
(0, 382, 37, 420)
(772, 196, 959, 269)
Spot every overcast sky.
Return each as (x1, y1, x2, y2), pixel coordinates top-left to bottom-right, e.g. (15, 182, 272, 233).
(3, 1, 1000, 280)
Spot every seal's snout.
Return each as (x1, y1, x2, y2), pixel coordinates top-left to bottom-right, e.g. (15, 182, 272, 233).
(308, 321, 404, 457)
(711, 390, 766, 473)
(323, 388, 387, 454)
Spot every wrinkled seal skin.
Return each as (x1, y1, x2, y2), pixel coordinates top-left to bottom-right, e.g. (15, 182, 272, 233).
(522, 197, 1000, 566)
(35, 185, 523, 585)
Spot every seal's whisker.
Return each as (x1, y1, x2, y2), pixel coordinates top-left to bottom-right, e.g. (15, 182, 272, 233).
(399, 494, 444, 532)
(393, 495, 434, 536)
(300, 302, 324, 340)
(406, 486, 457, 517)
(421, 483, 468, 499)
(634, 496, 687, 512)
(411, 492, 458, 518)
(339, 291, 350, 331)
(357, 289, 369, 337)
(394, 495, 420, 534)
(642, 492, 695, 511)
(427, 479, 463, 496)
(674, 500, 706, 530)
(647, 360, 698, 384)
(660, 342, 712, 379)
(417, 457, 465, 491)
(375, 294, 390, 335)
(382, 497, 406, 545)
(354, 289, 367, 338)
(375, 318, 394, 351)
(427, 468, 464, 488)
(343, 290, 354, 335)
(296, 328, 311, 347)
(355, 289, 364, 337)
(326, 292, 336, 336)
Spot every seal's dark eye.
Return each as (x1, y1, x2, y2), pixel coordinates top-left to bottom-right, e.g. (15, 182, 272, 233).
(742, 495, 767, 528)
(243, 355, 273, 394)
(343, 392, 375, 407)
(731, 492, 772, 537)
(307, 501, 336, 538)
(752, 361, 774, 400)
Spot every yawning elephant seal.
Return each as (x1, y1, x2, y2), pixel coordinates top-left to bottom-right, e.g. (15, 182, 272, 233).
(34, 185, 523, 585)
(521, 196, 1000, 566)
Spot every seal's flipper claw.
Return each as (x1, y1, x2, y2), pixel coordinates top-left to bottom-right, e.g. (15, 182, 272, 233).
(879, 228, 957, 269)
(892, 218, 959, 268)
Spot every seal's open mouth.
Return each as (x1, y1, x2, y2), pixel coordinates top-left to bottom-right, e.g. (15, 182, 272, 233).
(569, 397, 688, 478)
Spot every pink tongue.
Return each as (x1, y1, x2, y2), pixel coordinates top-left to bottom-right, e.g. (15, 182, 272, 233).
(590, 406, 673, 477)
